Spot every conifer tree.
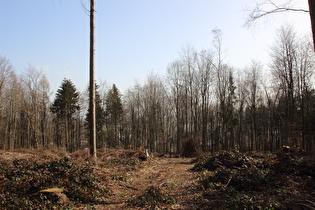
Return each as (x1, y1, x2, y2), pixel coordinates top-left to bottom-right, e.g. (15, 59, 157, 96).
(50, 78, 80, 150)
(105, 84, 123, 147)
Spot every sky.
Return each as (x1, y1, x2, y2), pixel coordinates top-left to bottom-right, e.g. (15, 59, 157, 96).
(0, 0, 311, 96)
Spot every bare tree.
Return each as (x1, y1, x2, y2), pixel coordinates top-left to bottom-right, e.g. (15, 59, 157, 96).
(268, 24, 315, 151)
(244, 61, 263, 150)
(167, 60, 185, 154)
(0, 59, 22, 150)
(0, 56, 13, 99)
(295, 35, 315, 149)
(7, 74, 23, 149)
(180, 46, 199, 139)
(37, 75, 51, 148)
(212, 29, 235, 150)
(0, 56, 13, 149)
(22, 65, 46, 149)
(138, 74, 162, 152)
(235, 70, 247, 151)
(124, 83, 144, 150)
(269, 25, 297, 147)
(196, 50, 215, 151)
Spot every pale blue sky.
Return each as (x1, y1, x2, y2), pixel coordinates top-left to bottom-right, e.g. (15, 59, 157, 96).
(0, 0, 311, 95)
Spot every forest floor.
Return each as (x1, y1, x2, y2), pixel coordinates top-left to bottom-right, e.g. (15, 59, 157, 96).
(0, 148, 315, 209)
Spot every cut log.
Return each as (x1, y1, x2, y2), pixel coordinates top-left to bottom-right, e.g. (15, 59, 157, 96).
(40, 188, 69, 203)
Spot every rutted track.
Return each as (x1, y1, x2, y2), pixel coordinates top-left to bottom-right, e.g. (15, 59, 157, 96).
(102, 158, 203, 209)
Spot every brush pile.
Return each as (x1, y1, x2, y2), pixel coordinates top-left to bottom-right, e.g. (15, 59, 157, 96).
(0, 156, 109, 209)
(192, 150, 315, 209)
(0, 148, 144, 209)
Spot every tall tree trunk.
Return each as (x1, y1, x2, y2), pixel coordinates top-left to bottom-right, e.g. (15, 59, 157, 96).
(309, 0, 315, 50)
(89, 0, 97, 157)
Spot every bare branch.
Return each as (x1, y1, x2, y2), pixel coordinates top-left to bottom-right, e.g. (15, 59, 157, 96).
(80, 0, 90, 16)
(244, 0, 309, 28)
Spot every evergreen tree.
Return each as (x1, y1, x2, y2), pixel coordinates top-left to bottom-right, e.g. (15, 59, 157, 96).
(85, 84, 106, 148)
(105, 84, 123, 148)
(50, 78, 80, 151)
(226, 71, 237, 149)
(51, 79, 80, 119)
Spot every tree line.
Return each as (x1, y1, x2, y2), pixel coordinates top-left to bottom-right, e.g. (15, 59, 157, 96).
(1, 25, 314, 153)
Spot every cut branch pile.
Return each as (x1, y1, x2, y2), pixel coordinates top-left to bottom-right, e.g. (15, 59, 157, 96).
(0, 152, 109, 209)
(192, 150, 315, 209)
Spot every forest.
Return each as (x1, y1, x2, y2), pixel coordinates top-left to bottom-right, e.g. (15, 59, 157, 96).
(0, 25, 315, 155)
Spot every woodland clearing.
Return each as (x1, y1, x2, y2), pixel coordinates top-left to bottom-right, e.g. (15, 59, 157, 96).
(0, 148, 314, 209)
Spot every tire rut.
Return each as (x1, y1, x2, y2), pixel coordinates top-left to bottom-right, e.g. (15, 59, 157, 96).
(98, 158, 203, 209)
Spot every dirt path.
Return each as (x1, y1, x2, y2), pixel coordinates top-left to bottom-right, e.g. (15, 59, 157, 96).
(100, 158, 203, 209)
